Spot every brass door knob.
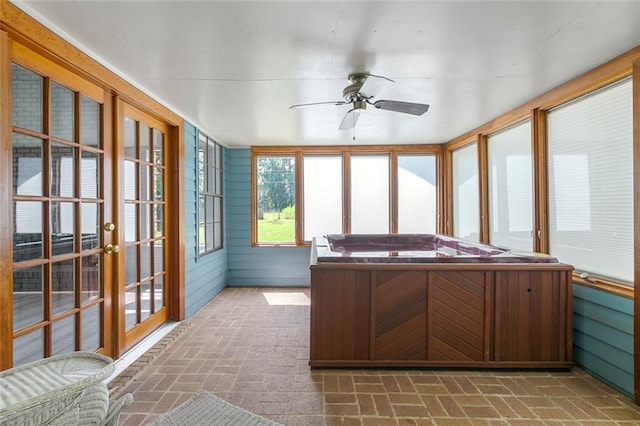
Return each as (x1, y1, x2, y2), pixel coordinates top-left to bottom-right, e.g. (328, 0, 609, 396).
(104, 222, 116, 231)
(104, 243, 120, 254)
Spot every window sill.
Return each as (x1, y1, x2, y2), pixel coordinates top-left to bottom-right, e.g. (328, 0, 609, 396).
(572, 273, 633, 299)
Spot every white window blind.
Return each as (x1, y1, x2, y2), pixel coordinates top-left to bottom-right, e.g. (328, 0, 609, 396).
(547, 78, 633, 284)
(488, 120, 533, 251)
(452, 143, 479, 242)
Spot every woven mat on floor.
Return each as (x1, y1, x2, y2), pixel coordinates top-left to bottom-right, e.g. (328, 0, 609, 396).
(148, 390, 283, 426)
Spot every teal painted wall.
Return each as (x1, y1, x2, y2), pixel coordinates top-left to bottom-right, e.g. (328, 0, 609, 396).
(183, 122, 228, 318)
(226, 148, 310, 287)
(572, 283, 634, 398)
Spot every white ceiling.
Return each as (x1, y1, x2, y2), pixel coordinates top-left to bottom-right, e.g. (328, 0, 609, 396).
(14, 1, 640, 147)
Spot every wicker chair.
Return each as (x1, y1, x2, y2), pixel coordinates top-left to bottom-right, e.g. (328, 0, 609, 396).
(0, 352, 133, 425)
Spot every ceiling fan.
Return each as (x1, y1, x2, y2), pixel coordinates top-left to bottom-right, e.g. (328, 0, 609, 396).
(289, 73, 430, 130)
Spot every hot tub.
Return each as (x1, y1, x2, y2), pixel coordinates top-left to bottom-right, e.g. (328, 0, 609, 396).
(315, 233, 557, 263)
(309, 234, 573, 370)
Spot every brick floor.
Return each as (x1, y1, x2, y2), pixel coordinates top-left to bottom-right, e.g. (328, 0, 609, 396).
(111, 287, 640, 425)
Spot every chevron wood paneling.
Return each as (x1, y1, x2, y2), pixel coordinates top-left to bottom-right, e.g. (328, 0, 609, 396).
(373, 271, 427, 360)
(429, 270, 487, 361)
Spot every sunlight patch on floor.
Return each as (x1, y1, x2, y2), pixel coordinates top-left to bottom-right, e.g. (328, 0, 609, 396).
(262, 292, 310, 306)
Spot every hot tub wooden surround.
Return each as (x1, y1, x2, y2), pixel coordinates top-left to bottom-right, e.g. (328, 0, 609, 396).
(309, 236, 574, 369)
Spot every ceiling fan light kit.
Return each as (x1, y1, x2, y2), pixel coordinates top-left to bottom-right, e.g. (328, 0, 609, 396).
(289, 73, 430, 130)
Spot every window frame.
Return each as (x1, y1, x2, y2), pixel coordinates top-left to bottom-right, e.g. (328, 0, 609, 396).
(251, 145, 442, 247)
(197, 132, 223, 256)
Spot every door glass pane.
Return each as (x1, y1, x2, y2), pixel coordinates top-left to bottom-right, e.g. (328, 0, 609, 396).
(124, 203, 137, 242)
(154, 240, 164, 274)
(398, 155, 437, 234)
(153, 167, 163, 201)
(141, 282, 151, 322)
(124, 160, 137, 200)
(81, 202, 99, 250)
(81, 255, 100, 301)
(125, 246, 138, 284)
(13, 201, 43, 262)
(13, 134, 43, 196)
(154, 204, 164, 238)
(13, 329, 43, 367)
(140, 124, 150, 162)
(82, 304, 101, 351)
(51, 201, 75, 255)
(452, 144, 479, 242)
(80, 96, 100, 147)
(154, 130, 163, 164)
(303, 155, 342, 241)
(52, 314, 76, 355)
(81, 151, 100, 198)
(12, 64, 43, 132)
(154, 275, 164, 312)
(141, 203, 151, 241)
(141, 165, 151, 201)
(124, 117, 136, 158)
(52, 259, 75, 315)
(13, 266, 43, 331)
(488, 121, 533, 251)
(351, 155, 389, 234)
(51, 143, 75, 197)
(140, 242, 152, 280)
(50, 82, 75, 141)
(125, 288, 137, 331)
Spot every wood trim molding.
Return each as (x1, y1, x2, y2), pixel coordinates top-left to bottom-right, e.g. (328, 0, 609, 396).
(531, 108, 549, 253)
(0, 30, 13, 370)
(633, 59, 640, 404)
(170, 122, 186, 321)
(477, 134, 489, 243)
(443, 147, 453, 235)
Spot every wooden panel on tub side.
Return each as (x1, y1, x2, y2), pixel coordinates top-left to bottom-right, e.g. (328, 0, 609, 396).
(310, 269, 371, 361)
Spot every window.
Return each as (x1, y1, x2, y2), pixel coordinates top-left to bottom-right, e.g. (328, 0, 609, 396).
(547, 78, 633, 284)
(452, 143, 479, 242)
(397, 154, 437, 234)
(350, 155, 390, 234)
(487, 120, 533, 251)
(198, 134, 223, 254)
(303, 155, 342, 241)
(252, 147, 440, 246)
(256, 155, 296, 244)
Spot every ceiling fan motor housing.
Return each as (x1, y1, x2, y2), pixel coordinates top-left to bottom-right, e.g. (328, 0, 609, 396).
(343, 73, 369, 103)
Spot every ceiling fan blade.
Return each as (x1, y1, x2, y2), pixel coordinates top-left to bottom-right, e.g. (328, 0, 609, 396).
(359, 73, 394, 99)
(339, 109, 360, 130)
(289, 101, 346, 109)
(373, 100, 430, 116)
